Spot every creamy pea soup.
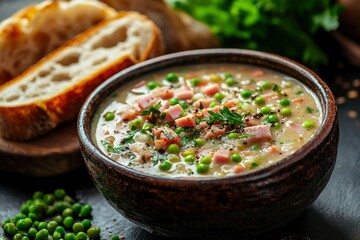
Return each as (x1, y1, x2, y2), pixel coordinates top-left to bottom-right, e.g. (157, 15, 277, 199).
(94, 64, 321, 177)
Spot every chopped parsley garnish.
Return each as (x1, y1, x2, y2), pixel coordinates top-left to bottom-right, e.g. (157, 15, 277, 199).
(101, 140, 114, 153)
(122, 131, 137, 144)
(113, 145, 129, 153)
(296, 90, 304, 95)
(272, 84, 281, 94)
(141, 102, 162, 123)
(306, 106, 314, 113)
(151, 155, 167, 166)
(205, 106, 245, 126)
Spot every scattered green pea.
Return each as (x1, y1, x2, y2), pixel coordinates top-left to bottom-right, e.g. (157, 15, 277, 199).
(35, 229, 48, 240)
(82, 219, 91, 230)
(196, 164, 210, 174)
(273, 122, 281, 129)
(223, 72, 233, 79)
(168, 155, 180, 163)
(75, 232, 87, 240)
(38, 222, 47, 230)
(63, 216, 74, 229)
(13, 233, 22, 240)
(169, 97, 180, 106)
(13, 214, 26, 223)
(53, 216, 63, 226)
(63, 196, 74, 204)
(47, 220, 57, 234)
(261, 81, 272, 89)
(254, 97, 265, 105)
(52, 231, 62, 240)
(225, 77, 236, 86)
(110, 236, 120, 240)
(20, 204, 29, 215)
(87, 227, 100, 239)
(267, 115, 279, 124)
(227, 133, 238, 139)
(71, 203, 82, 215)
(55, 226, 65, 237)
(231, 154, 242, 163)
(179, 101, 188, 109)
(6, 222, 18, 236)
(174, 127, 184, 134)
(167, 144, 180, 154)
(241, 89, 252, 99)
(142, 122, 153, 131)
(16, 218, 32, 231)
(165, 73, 179, 83)
(64, 233, 76, 240)
(146, 81, 159, 90)
(159, 161, 172, 171)
(194, 138, 206, 147)
(280, 108, 292, 116)
(303, 120, 315, 129)
(184, 155, 196, 163)
(72, 223, 85, 234)
(62, 208, 73, 218)
(209, 102, 217, 108)
(214, 92, 225, 101)
(103, 112, 115, 121)
(279, 98, 290, 106)
(200, 156, 212, 165)
(190, 78, 202, 86)
(181, 149, 195, 157)
(27, 213, 37, 222)
(27, 227, 37, 238)
(129, 118, 144, 130)
(79, 205, 92, 218)
(32, 191, 44, 200)
(260, 106, 272, 114)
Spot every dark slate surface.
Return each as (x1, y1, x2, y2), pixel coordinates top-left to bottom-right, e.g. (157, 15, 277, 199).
(0, 1, 359, 240)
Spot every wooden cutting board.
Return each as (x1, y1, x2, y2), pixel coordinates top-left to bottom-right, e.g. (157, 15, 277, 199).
(0, 120, 83, 177)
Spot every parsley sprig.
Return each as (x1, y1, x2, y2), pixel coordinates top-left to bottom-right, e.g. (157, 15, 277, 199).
(204, 106, 245, 126)
(141, 102, 163, 123)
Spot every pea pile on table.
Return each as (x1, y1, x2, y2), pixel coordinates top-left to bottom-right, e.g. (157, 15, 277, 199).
(1, 189, 121, 240)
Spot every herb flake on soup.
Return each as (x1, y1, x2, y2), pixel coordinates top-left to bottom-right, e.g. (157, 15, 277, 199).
(94, 64, 321, 177)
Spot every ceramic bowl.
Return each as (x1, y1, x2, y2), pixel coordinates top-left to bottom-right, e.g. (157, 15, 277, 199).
(77, 49, 339, 239)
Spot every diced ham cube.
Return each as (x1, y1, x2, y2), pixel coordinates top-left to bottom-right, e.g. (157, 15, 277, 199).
(224, 100, 238, 109)
(243, 125, 272, 143)
(267, 145, 281, 154)
(153, 87, 174, 100)
(174, 89, 194, 100)
(175, 114, 196, 128)
(262, 92, 279, 100)
(234, 165, 246, 174)
(200, 106, 221, 117)
(133, 80, 146, 88)
(164, 104, 183, 120)
(205, 124, 226, 139)
(243, 115, 262, 126)
(213, 150, 230, 164)
(198, 121, 209, 129)
(121, 107, 139, 121)
(252, 70, 265, 77)
(193, 99, 211, 109)
(152, 127, 181, 146)
(136, 95, 158, 110)
(154, 139, 167, 150)
(202, 83, 221, 96)
(286, 121, 304, 134)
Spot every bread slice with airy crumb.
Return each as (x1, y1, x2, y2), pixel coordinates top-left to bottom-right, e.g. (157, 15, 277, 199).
(0, 0, 117, 85)
(0, 11, 164, 141)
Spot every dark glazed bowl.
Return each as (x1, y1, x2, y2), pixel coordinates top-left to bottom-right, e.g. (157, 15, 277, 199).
(77, 49, 339, 239)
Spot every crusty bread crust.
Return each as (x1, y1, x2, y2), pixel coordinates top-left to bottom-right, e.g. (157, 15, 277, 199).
(0, 11, 164, 141)
(0, 0, 117, 85)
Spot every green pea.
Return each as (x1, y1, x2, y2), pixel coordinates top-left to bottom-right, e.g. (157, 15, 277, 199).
(21, 237, 30, 240)
(190, 78, 202, 86)
(27, 213, 37, 222)
(62, 208, 73, 218)
(13, 233, 22, 240)
(63, 216, 74, 229)
(129, 118, 143, 130)
(47, 221, 57, 234)
(75, 232, 87, 240)
(241, 89, 252, 99)
(279, 98, 290, 106)
(196, 164, 210, 174)
(167, 144, 180, 154)
(28, 227, 37, 238)
(110, 236, 120, 240)
(20, 204, 29, 215)
(260, 106, 272, 114)
(174, 127, 184, 134)
(194, 138, 206, 147)
(231, 154, 242, 163)
(32, 191, 44, 200)
(2, 218, 11, 228)
(13, 214, 26, 223)
(165, 73, 179, 83)
(209, 102, 217, 108)
(45, 206, 56, 217)
(254, 97, 265, 105)
(181, 149, 195, 157)
(16, 218, 32, 231)
(227, 133, 238, 139)
(179, 101, 188, 109)
(35, 229, 48, 240)
(146, 81, 159, 90)
(87, 227, 100, 239)
(225, 77, 236, 86)
(267, 115, 279, 124)
(142, 122, 153, 131)
(79, 205, 92, 218)
(184, 155, 196, 163)
(273, 122, 281, 129)
(252, 145, 261, 151)
(82, 219, 91, 230)
(261, 81, 272, 89)
(169, 98, 180, 106)
(6, 223, 18, 236)
(200, 156, 212, 165)
(33, 221, 39, 229)
(280, 108, 292, 116)
(37, 222, 47, 230)
(159, 161, 172, 171)
(71, 203, 82, 215)
(303, 120, 315, 129)
(63, 196, 74, 204)
(214, 92, 225, 101)
(54, 226, 65, 237)
(104, 112, 115, 121)
(223, 72, 233, 79)
(72, 223, 85, 234)
(53, 216, 63, 225)
(52, 231, 62, 240)
(54, 202, 70, 214)
(64, 233, 76, 240)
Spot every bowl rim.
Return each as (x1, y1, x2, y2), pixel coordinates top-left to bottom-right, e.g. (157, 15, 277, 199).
(77, 48, 337, 185)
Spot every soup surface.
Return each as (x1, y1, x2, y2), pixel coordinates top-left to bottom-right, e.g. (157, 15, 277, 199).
(94, 64, 321, 177)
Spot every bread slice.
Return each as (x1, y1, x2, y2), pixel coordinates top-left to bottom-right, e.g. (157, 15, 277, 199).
(0, 11, 164, 141)
(0, 0, 117, 85)
(96, 0, 219, 53)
